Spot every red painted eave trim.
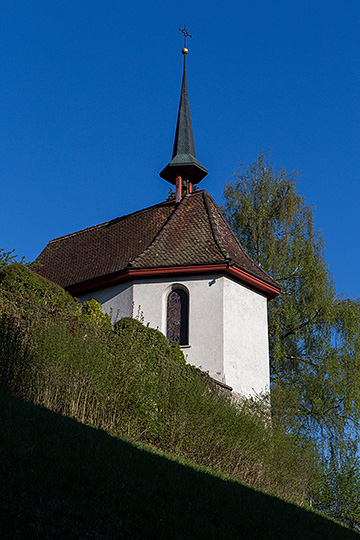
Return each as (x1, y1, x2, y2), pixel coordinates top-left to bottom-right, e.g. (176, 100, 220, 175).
(226, 265, 279, 300)
(66, 263, 280, 301)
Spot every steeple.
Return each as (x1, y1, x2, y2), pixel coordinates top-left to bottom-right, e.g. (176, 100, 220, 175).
(160, 26, 208, 201)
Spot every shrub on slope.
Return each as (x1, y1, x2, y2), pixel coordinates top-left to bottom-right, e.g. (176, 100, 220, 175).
(0, 263, 76, 311)
(0, 265, 317, 504)
(2, 389, 357, 540)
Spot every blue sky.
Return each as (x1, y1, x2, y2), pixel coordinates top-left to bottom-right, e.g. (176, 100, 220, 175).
(1, 0, 359, 298)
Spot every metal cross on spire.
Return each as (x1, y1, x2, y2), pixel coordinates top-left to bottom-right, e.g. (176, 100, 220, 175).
(179, 25, 192, 50)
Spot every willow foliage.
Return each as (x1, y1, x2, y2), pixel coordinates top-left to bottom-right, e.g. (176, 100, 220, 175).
(223, 153, 360, 526)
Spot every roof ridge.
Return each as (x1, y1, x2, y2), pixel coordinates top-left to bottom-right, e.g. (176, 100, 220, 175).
(44, 200, 176, 245)
(203, 191, 279, 286)
(202, 191, 231, 261)
(130, 194, 191, 267)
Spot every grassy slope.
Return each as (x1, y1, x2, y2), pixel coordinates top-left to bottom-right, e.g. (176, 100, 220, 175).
(1, 390, 358, 540)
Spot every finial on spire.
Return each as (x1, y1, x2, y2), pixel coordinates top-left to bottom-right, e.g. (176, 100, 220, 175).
(159, 25, 208, 192)
(179, 25, 191, 55)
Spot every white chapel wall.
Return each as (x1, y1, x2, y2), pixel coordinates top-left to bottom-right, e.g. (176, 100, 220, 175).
(78, 273, 270, 398)
(79, 275, 225, 383)
(79, 275, 225, 382)
(131, 275, 225, 383)
(78, 281, 134, 321)
(223, 276, 270, 397)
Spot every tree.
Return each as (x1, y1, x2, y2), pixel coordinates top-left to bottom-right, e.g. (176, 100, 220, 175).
(315, 443, 360, 529)
(222, 153, 360, 528)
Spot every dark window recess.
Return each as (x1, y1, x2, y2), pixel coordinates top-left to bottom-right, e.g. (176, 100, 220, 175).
(167, 289, 189, 345)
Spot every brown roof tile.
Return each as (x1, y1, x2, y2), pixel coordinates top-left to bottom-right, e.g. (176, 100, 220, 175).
(202, 192, 277, 286)
(35, 190, 279, 292)
(35, 201, 175, 288)
(133, 191, 224, 268)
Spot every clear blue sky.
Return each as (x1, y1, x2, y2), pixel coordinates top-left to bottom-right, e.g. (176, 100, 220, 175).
(1, 0, 359, 298)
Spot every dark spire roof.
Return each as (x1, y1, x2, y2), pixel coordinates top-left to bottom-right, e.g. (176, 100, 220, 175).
(160, 48, 208, 185)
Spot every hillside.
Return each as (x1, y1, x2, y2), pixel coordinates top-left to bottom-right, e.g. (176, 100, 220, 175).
(0, 263, 359, 537)
(1, 389, 358, 540)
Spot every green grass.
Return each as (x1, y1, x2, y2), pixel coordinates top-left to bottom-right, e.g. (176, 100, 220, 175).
(0, 277, 316, 505)
(1, 264, 359, 536)
(1, 389, 358, 540)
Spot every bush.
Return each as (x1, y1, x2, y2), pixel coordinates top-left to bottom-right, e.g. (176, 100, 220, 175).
(80, 298, 111, 330)
(0, 270, 318, 505)
(0, 249, 18, 270)
(0, 263, 76, 312)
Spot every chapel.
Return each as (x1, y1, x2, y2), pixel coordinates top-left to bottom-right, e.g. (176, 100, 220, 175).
(35, 30, 280, 397)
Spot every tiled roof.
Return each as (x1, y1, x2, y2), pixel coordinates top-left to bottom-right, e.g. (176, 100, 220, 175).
(35, 190, 279, 294)
(35, 201, 174, 288)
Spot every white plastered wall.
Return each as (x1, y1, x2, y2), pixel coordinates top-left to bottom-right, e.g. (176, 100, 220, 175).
(78, 281, 134, 321)
(131, 275, 225, 383)
(78, 273, 270, 397)
(79, 275, 225, 383)
(223, 277, 270, 396)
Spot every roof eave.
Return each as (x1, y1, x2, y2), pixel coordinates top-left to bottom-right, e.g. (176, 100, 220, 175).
(159, 161, 208, 185)
(66, 262, 280, 301)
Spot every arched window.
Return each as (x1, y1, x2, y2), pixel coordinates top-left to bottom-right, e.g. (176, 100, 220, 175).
(166, 287, 189, 346)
